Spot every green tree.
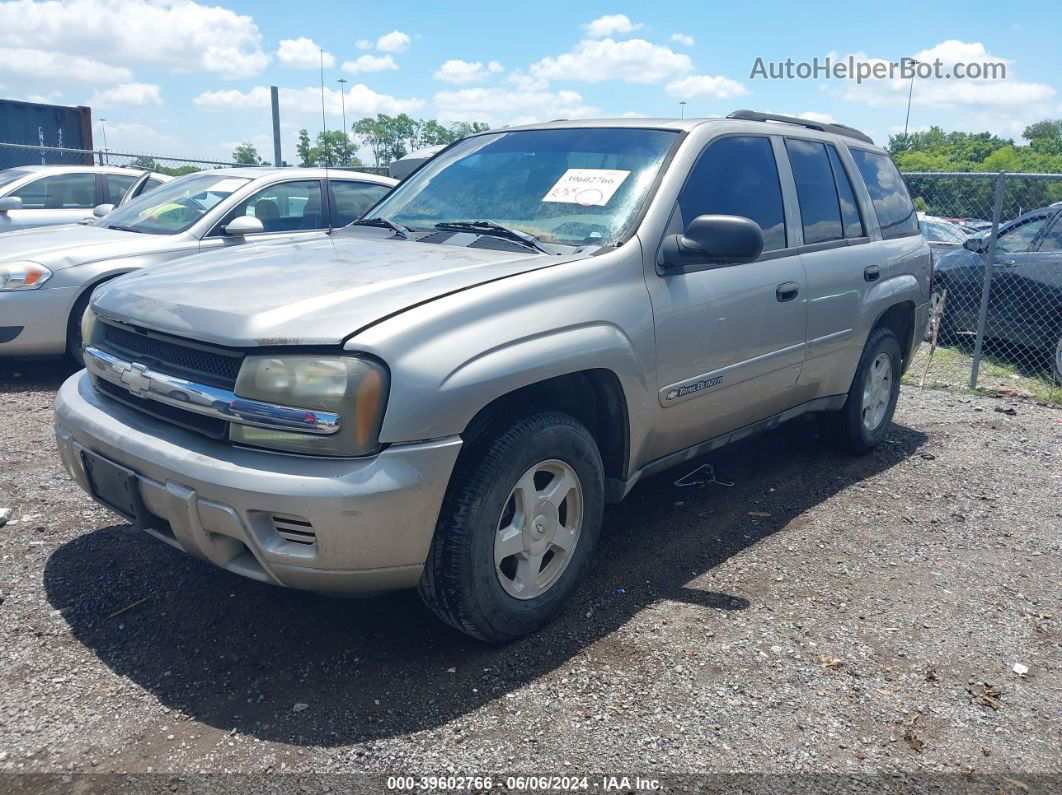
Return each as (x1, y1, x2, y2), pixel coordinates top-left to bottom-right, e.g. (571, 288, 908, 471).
(232, 141, 264, 165)
(353, 115, 389, 166)
(296, 129, 314, 168)
(1022, 119, 1062, 156)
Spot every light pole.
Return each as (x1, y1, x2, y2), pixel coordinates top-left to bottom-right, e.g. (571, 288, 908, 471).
(337, 78, 348, 134)
(902, 59, 920, 143)
(99, 118, 108, 165)
(679, 101, 687, 119)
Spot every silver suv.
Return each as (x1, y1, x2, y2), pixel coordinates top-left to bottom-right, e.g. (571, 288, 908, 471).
(55, 112, 930, 642)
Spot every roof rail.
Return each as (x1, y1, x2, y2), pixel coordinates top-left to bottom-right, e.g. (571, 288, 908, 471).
(726, 109, 875, 146)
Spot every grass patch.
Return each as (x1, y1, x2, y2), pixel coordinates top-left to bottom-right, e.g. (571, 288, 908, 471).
(904, 340, 1062, 406)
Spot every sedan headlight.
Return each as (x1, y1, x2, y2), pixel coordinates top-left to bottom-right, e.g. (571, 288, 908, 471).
(230, 355, 388, 456)
(0, 261, 53, 291)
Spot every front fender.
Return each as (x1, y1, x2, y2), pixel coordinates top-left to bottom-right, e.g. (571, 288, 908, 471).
(384, 321, 652, 443)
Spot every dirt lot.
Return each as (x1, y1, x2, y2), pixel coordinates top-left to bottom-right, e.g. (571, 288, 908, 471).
(1, 361, 1059, 783)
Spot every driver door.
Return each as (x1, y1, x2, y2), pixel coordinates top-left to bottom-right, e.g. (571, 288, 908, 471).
(643, 135, 807, 460)
(200, 179, 329, 251)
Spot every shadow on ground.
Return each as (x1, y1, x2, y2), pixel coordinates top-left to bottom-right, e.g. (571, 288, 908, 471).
(0, 358, 79, 391)
(44, 418, 926, 746)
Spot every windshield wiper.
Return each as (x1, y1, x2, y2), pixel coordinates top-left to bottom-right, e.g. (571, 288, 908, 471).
(433, 220, 554, 254)
(105, 224, 145, 234)
(351, 216, 413, 239)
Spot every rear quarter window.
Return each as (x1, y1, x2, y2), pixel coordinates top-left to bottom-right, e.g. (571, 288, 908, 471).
(850, 149, 919, 240)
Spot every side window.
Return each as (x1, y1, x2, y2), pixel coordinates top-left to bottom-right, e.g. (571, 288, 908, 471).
(1037, 214, 1062, 253)
(826, 145, 865, 238)
(219, 180, 324, 233)
(785, 138, 843, 245)
(997, 216, 1048, 253)
(849, 149, 920, 240)
(104, 174, 138, 205)
(678, 136, 786, 252)
(331, 181, 391, 226)
(144, 178, 164, 191)
(11, 173, 96, 210)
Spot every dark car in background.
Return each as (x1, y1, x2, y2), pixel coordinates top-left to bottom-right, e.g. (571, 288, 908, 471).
(932, 202, 1062, 380)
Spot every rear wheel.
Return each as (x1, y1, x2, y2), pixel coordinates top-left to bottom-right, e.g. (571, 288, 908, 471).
(418, 411, 604, 643)
(820, 326, 903, 454)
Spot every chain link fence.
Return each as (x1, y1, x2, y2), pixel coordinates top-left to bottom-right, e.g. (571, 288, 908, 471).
(902, 171, 1062, 401)
(0, 140, 244, 175)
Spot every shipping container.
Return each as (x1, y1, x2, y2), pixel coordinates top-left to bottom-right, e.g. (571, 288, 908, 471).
(0, 99, 93, 168)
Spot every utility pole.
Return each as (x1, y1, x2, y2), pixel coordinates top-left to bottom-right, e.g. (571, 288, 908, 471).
(99, 118, 108, 165)
(270, 86, 282, 166)
(902, 59, 920, 143)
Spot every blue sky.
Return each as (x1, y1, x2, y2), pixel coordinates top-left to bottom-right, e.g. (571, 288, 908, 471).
(1, 0, 1059, 165)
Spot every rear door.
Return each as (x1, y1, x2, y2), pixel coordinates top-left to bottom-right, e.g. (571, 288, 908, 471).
(788, 138, 877, 401)
(644, 134, 807, 456)
(200, 179, 330, 251)
(329, 179, 392, 226)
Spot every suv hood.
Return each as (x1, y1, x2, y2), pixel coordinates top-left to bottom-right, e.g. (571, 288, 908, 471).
(0, 223, 183, 270)
(92, 233, 565, 347)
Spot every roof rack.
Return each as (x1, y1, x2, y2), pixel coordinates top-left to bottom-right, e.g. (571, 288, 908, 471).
(726, 110, 875, 146)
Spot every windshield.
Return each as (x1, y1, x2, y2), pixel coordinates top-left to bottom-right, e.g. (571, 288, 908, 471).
(0, 169, 30, 193)
(370, 128, 678, 247)
(920, 219, 967, 244)
(100, 173, 251, 235)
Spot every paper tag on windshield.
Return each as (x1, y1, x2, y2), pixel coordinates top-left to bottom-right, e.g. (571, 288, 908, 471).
(542, 169, 630, 207)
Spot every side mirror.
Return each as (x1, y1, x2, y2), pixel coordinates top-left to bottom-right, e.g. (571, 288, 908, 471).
(0, 196, 23, 213)
(660, 214, 764, 272)
(963, 235, 988, 254)
(223, 215, 265, 236)
(93, 203, 115, 218)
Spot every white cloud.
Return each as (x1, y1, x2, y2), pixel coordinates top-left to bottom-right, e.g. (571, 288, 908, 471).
(276, 37, 335, 69)
(665, 73, 749, 99)
(26, 91, 63, 104)
(375, 30, 410, 53)
(585, 14, 642, 38)
(434, 59, 503, 84)
(90, 82, 162, 107)
(836, 41, 1053, 111)
(101, 121, 177, 151)
(355, 39, 372, 50)
(195, 84, 424, 117)
(795, 111, 835, 123)
(342, 54, 398, 74)
(434, 86, 599, 127)
(670, 33, 695, 47)
(0, 0, 270, 79)
(0, 46, 131, 82)
(532, 38, 692, 84)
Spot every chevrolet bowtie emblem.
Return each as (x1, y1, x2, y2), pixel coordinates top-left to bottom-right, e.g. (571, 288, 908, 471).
(119, 362, 153, 397)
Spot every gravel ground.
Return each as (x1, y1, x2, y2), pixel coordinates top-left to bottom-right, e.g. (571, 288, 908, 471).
(0, 360, 1059, 784)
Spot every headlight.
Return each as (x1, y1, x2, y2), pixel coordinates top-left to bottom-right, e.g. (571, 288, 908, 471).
(230, 355, 388, 456)
(0, 261, 53, 291)
(80, 306, 98, 350)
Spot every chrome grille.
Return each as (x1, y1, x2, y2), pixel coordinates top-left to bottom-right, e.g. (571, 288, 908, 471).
(99, 321, 243, 389)
(96, 378, 228, 439)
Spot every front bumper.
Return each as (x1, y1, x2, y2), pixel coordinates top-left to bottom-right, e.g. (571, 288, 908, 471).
(55, 371, 462, 592)
(0, 286, 78, 357)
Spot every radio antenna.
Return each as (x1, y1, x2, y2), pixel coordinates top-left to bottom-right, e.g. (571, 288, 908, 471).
(320, 47, 333, 234)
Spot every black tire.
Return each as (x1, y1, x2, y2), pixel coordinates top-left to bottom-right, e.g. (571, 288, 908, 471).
(65, 288, 94, 366)
(418, 411, 604, 643)
(1052, 330, 1062, 385)
(925, 287, 955, 344)
(820, 326, 903, 455)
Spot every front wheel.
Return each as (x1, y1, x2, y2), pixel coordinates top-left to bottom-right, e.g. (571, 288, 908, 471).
(820, 326, 903, 454)
(418, 411, 604, 643)
(1052, 332, 1062, 384)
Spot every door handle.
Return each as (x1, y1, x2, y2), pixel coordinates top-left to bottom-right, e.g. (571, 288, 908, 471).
(864, 265, 881, 282)
(776, 282, 799, 302)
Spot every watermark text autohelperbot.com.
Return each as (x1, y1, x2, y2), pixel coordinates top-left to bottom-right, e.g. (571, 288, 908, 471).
(750, 56, 1006, 83)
